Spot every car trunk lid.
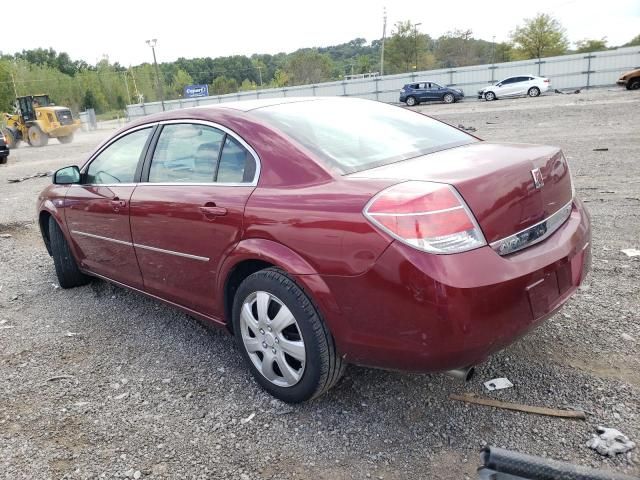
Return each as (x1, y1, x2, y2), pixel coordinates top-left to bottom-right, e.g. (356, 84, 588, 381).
(350, 142, 573, 244)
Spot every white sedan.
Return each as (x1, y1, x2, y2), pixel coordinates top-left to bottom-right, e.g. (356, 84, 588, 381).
(478, 75, 550, 101)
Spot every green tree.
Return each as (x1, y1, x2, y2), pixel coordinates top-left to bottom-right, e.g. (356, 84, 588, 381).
(575, 38, 608, 53)
(385, 21, 433, 73)
(239, 79, 258, 91)
(171, 68, 194, 97)
(622, 34, 640, 47)
(511, 13, 568, 59)
(210, 76, 238, 95)
(285, 51, 333, 85)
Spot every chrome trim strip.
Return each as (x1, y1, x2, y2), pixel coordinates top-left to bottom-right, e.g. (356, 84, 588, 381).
(71, 230, 133, 246)
(369, 205, 463, 217)
(72, 230, 209, 262)
(134, 243, 209, 262)
(490, 200, 573, 256)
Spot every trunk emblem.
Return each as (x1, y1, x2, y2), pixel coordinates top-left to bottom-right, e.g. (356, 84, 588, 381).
(531, 168, 544, 189)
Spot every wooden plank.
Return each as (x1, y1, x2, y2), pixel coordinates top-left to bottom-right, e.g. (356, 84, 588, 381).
(449, 393, 586, 420)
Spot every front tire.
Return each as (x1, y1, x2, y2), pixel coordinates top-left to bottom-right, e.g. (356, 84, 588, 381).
(443, 93, 455, 104)
(232, 268, 344, 403)
(627, 78, 640, 90)
(49, 216, 91, 289)
(57, 133, 74, 144)
(484, 91, 496, 101)
(28, 125, 49, 147)
(405, 96, 417, 106)
(2, 128, 19, 149)
(528, 86, 541, 97)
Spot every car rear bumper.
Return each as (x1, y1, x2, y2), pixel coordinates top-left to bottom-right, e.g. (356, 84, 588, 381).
(321, 198, 591, 372)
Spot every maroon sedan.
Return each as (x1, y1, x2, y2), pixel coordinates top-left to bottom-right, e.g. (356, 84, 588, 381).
(38, 98, 591, 403)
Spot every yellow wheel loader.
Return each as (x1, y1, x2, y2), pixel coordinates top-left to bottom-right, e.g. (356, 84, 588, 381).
(2, 95, 81, 148)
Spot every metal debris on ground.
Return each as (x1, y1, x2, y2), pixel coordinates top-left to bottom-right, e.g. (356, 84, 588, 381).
(593, 148, 609, 152)
(621, 248, 640, 257)
(554, 88, 582, 94)
(449, 393, 586, 419)
(587, 427, 636, 456)
(8, 171, 52, 183)
(484, 377, 514, 391)
(457, 124, 477, 132)
(0, 233, 12, 238)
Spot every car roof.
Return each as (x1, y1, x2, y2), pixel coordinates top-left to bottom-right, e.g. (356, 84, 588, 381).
(193, 97, 323, 112)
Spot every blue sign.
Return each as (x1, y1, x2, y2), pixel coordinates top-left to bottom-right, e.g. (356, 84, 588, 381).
(184, 84, 209, 98)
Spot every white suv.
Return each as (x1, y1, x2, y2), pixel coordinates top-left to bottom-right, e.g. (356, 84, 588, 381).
(478, 75, 550, 101)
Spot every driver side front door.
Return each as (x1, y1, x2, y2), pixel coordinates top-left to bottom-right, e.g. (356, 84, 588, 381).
(64, 126, 153, 289)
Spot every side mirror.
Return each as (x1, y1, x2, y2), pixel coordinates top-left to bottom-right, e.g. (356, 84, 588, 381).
(53, 165, 81, 185)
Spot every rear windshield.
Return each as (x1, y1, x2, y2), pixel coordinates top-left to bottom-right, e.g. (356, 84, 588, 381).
(252, 98, 476, 174)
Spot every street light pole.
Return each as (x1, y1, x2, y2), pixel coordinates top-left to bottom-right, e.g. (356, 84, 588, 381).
(146, 39, 165, 111)
(380, 7, 387, 76)
(414, 23, 422, 71)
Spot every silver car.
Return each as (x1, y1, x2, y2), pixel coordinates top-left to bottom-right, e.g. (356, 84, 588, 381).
(478, 75, 550, 101)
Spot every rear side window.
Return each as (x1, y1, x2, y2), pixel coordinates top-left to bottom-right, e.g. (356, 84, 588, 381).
(148, 124, 224, 183)
(217, 136, 256, 183)
(253, 98, 476, 174)
(85, 127, 151, 184)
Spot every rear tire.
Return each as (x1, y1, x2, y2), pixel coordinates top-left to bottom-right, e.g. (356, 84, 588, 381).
(232, 268, 345, 403)
(405, 96, 417, 106)
(443, 93, 455, 104)
(528, 86, 541, 97)
(49, 216, 91, 289)
(484, 91, 496, 101)
(627, 78, 640, 90)
(57, 133, 74, 144)
(28, 125, 48, 147)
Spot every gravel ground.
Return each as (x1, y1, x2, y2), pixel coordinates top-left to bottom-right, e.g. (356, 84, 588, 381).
(1, 89, 639, 479)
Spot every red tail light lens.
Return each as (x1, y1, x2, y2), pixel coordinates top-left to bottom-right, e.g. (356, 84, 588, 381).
(544, 79, 550, 83)
(364, 181, 486, 254)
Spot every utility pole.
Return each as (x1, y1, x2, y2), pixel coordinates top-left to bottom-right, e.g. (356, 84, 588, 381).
(10, 71, 18, 98)
(130, 67, 143, 104)
(146, 39, 165, 111)
(414, 23, 422, 71)
(380, 7, 387, 76)
(491, 35, 496, 82)
(257, 66, 263, 88)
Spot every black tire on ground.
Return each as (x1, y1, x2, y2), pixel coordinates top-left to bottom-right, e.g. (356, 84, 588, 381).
(28, 125, 49, 147)
(405, 96, 417, 106)
(49, 216, 91, 289)
(484, 91, 496, 101)
(2, 128, 19, 149)
(443, 93, 455, 104)
(232, 268, 345, 403)
(627, 78, 640, 90)
(528, 86, 541, 97)
(57, 133, 74, 144)
(0, 156, 7, 165)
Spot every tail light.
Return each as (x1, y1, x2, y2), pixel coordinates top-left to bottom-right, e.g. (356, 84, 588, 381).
(544, 79, 550, 83)
(364, 181, 486, 254)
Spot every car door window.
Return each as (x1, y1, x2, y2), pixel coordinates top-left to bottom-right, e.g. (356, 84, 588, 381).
(500, 78, 515, 85)
(85, 127, 151, 184)
(216, 136, 256, 183)
(148, 124, 225, 183)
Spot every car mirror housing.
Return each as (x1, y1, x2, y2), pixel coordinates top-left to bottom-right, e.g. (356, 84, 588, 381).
(53, 165, 81, 185)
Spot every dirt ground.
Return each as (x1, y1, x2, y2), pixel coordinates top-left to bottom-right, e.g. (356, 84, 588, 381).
(1, 89, 639, 479)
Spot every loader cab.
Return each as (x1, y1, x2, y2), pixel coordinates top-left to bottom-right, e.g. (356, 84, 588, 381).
(17, 95, 51, 122)
(17, 96, 37, 122)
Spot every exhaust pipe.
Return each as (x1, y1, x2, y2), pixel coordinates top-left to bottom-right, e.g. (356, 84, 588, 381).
(443, 366, 475, 382)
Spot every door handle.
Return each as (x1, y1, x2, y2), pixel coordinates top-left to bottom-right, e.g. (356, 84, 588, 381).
(200, 202, 227, 218)
(110, 197, 127, 212)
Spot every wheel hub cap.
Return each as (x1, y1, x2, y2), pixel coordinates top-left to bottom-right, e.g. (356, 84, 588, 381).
(240, 291, 306, 388)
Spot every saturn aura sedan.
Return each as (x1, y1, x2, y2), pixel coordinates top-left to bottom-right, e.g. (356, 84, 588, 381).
(38, 97, 591, 403)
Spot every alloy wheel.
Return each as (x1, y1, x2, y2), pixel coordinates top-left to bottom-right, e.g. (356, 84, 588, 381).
(239, 291, 306, 387)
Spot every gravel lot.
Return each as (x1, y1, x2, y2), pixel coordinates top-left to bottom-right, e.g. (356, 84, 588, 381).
(1, 89, 639, 479)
